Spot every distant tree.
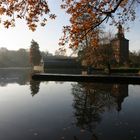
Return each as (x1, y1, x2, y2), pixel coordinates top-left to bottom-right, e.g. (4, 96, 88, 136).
(78, 31, 116, 69)
(17, 49, 30, 67)
(0, 47, 30, 67)
(129, 51, 140, 67)
(55, 47, 66, 56)
(41, 50, 52, 58)
(29, 40, 41, 66)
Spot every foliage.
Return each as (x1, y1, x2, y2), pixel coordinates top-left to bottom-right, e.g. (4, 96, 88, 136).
(129, 51, 140, 67)
(0, 0, 56, 31)
(59, 0, 138, 67)
(0, 46, 51, 68)
(78, 31, 116, 68)
(0, 0, 139, 67)
(54, 47, 67, 56)
(0, 0, 138, 34)
(29, 40, 41, 66)
(0, 47, 30, 67)
(60, 0, 138, 49)
(82, 44, 116, 68)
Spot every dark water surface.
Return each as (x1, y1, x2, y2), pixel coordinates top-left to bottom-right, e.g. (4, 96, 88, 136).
(0, 69, 140, 140)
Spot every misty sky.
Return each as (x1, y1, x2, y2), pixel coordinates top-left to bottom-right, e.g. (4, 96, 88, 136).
(0, 0, 139, 55)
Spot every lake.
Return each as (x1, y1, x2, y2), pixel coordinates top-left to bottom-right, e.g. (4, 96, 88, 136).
(0, 69, 140, 140)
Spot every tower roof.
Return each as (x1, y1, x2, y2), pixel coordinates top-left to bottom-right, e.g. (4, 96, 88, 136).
(116, 24, 125, 39)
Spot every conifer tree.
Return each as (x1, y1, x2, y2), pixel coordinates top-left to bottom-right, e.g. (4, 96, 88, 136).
(29, 40, 41, 66)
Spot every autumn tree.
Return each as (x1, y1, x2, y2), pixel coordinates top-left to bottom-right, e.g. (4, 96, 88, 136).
(76, 29, 116, 69)
(0, 0, 139, 50)
(60, 6, 102, 67)
(29, 40, 41, 66)
(0, 0, 56, 31)
(60, 0, 138, 48)
(79, 44, 115, 69)
(129, 51, 140, 67)
(0, 0, 139, 31)
(58, 0, 138, 68)
(93, 31, 116, 68)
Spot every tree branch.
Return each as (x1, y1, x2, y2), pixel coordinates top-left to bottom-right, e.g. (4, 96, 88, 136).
(94, 0, 125, 15)
(81, 15, 108, 40)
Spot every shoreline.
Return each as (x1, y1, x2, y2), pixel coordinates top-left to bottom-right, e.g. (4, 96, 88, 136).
(32, 73, 140, 84)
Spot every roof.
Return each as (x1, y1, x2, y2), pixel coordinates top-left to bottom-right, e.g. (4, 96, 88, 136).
(43, 56, 81, 69)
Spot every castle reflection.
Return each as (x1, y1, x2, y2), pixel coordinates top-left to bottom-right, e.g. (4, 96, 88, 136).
(71, 83, 128, 139)
(111, 84, 128, 111)
(0, 69, 131, 139)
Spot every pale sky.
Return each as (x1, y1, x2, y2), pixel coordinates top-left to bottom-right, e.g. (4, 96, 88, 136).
(0, 0, 139, 55)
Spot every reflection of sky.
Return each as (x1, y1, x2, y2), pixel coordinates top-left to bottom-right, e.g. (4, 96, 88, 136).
(0, 0, 139, 54)
(0, 82, 74, 139)
(0, 82, 140, 139)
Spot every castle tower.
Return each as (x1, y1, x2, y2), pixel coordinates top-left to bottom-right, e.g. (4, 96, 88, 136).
(111, 24, 129, 66)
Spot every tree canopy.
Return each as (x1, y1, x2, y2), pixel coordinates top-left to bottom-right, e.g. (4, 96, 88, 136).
(0, 0, 56, 31)
(60, 0, 139, 48)
(0, 1, 138, 28)
(0, 0, 139, 47)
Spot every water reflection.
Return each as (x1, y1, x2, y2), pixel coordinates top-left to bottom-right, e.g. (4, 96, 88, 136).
(71, 83, 128, 139)
(0, 68, 30, 86)
(112, 84, 128, 111)
(29, 79, 41, 96)
(0, 70, 140, 139)
(0, 69, 41, 96)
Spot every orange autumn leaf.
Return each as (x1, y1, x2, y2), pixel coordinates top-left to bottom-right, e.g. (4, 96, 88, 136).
(0, 7, 6, 15)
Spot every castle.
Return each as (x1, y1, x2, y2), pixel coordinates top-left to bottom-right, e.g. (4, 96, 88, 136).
(111, 24, 129, 66)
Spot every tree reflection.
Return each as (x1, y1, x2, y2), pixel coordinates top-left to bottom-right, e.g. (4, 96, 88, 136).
(0, 68, 30, 87)
(29, 79, 41, 97)
(71, 83, 128, 138)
